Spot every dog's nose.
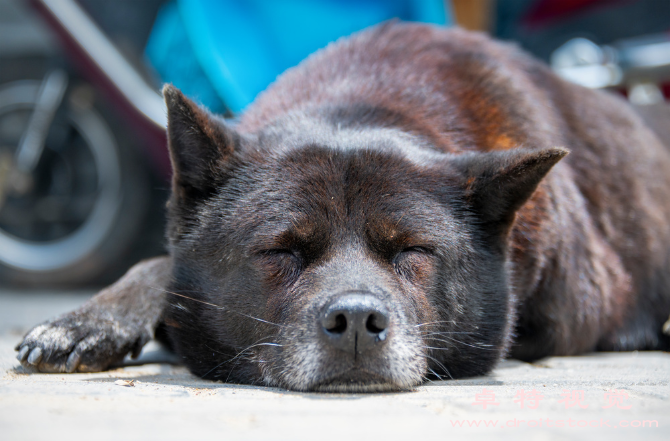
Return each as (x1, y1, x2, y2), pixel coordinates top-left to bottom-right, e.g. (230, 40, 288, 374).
(320, 293, 390, 356)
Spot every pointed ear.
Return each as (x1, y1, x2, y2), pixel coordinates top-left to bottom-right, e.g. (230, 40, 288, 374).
(163, 84, 238, 200)
(452, 148, 568, 228)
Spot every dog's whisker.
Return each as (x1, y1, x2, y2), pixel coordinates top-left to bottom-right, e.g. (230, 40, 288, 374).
(424, 336, 496, 351)
(202, 338, 281, 379)
(420, 331, 478, 337)
(426, 366, 444, 382)
(414, 321, 457, 328)
(154, 287, 225, 309)
(152, 286, 293, 329)
(423, 345, 451, 351)
(424, 354, 453, 380)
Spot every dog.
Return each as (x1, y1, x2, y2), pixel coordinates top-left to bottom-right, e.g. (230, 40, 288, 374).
(16, 22, 670, 392)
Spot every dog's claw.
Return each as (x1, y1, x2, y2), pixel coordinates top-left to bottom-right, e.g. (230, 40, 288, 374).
(66, 351, 81, 373)
(17, 346, 30, 362)
(26, 347, 43, 366)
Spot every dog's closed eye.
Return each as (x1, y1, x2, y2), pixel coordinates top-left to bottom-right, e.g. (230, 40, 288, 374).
(261, 248, 303, 263)
(257, 249, 304, 284)
(393, 246, 434, 281)
(398, 246, 433, 256)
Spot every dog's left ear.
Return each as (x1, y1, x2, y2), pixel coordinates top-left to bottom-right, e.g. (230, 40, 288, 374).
(452, 148, 568, 230)
(163, 84, 239, 201)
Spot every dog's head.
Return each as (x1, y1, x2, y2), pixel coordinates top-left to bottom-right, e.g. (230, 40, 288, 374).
(162, 86, 566, 392)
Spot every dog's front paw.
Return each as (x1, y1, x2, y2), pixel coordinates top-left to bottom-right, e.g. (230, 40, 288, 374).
(15, 312, 151, 373)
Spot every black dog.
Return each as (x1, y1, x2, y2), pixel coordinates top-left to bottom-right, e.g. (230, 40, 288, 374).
(16, 22, 670, 392)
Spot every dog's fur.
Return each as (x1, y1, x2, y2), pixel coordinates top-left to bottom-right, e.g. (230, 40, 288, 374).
(16, 22, 670, 392)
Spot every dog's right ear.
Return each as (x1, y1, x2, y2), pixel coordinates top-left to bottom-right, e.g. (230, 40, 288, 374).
(163, 84, 239, 201)
(451, 147, 568, 234)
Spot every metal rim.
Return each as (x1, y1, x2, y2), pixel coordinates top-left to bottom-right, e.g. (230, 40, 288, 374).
(0, 80, 122, 272)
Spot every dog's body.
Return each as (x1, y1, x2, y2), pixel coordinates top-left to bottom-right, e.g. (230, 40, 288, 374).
(17, 23, 670, 391)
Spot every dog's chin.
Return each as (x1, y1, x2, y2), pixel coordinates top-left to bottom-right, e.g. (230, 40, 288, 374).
(309, 368, 412, 393)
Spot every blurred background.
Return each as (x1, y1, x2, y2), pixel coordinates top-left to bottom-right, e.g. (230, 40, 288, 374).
(0, 0, 669, 288)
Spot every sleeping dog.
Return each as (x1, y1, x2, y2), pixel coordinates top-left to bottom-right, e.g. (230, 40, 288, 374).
(16, 22, 670, 392)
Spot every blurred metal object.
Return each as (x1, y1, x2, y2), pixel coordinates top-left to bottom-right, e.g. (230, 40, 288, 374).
(0, 0, 169, 285)
(628, 82, 665, 106)
(29, 0, 171, 179)
(15, 69, 68, 175)
(551, 33, 670, 100)
(32, 0, 166, 130)
(551, 37, 622, 89)
(0, 79, 122, 272)
(618, 34, 670, 79)
(0, 0, 175, 287)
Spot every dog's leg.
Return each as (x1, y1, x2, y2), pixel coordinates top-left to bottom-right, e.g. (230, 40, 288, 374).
(15, 256, 171, 373)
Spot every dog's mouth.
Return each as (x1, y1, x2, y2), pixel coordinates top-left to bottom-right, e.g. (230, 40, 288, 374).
(310, 368, 405, 393)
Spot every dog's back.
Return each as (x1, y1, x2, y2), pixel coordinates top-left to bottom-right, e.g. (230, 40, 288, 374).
(239, 22, 670, 357)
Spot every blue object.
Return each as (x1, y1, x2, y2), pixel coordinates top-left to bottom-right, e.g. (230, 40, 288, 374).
(146, 0, 452, 114)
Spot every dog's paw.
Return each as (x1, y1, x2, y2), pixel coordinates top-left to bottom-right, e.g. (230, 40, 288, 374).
(15, 312, 151, 373)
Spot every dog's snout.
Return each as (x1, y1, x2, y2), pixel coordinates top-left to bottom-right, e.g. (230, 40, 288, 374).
(320, 293, 389, 356)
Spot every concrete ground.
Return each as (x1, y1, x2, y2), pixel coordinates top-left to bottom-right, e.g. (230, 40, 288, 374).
(0, 290, 668, 441)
